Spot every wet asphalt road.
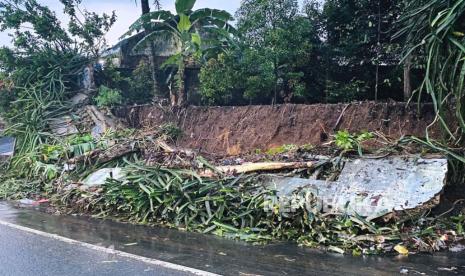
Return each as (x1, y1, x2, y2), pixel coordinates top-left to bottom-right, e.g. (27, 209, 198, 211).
(0, 224, 199, 276)
(1, 202, 465, 275)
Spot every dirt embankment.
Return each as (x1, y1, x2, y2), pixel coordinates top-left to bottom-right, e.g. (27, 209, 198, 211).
(119, 102, 444, 156)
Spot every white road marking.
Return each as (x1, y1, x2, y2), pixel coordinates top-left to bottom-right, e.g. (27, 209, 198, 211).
(0, 219, 220, 276)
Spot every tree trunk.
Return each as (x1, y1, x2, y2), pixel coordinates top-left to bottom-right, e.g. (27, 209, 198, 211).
(272, 58, 279, 105)
(169, 82, 177, 106)
(148, 44, 160, 98)
(176, 61, 187, 106)
(375, 64, 380, 101)
(141, 0, 150, 14)
(374, 0, 382, 101)
(324, 45, 330, 103)
(403, 54, 412, 101)
(141, 0, 160, 100)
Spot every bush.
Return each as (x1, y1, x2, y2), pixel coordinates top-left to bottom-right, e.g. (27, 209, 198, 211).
(199, 54, 236, 105)
(127, 60, 155, 104)
(0, 73, 13, 113)
(158, 123, 183, 140)
(0, 89, 14, 115)
(0, 178, 42, 200)
(334, 130, 374, 155)
(199, 49, 276, 105)
(95, 85, 123, 108)
(95, 60, 155, 105)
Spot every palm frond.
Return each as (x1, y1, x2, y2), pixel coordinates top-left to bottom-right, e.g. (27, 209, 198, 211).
(190, 8, 234, 23)
(399, 0, 465, 144)
(123, 10, 176, 38)
(132, 29, 181, 53)
(175, 0, 196, 14)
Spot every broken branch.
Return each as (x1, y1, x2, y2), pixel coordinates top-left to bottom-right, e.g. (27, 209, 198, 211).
(201, 162, 314, 177)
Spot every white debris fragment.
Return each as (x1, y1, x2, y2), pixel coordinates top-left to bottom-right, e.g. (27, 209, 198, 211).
(0, 136, 16, 156)
(83, 168, 126, 187)
(268, 157, 448, 219)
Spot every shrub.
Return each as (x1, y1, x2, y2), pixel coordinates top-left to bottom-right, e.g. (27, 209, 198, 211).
(334, 130, 374, 155)
(159, 123, 183, 140)
(0, 89, 14, 115)
(127, 60, 155, 104)
(199, 54, 237, 105)
(95, 85, 123, 108)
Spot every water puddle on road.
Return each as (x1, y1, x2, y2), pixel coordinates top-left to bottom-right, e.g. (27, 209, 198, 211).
(0, 201, 464, 276)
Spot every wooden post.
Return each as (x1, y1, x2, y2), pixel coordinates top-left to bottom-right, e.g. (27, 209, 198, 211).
(403, 54, 412, 101)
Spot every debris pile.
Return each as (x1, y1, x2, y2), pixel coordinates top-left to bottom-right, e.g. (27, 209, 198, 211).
(46, 120, 463, 255)
(2, 101, 463, 255)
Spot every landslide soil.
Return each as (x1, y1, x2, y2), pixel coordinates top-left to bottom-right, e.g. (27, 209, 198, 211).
(120, 102, 444, 156)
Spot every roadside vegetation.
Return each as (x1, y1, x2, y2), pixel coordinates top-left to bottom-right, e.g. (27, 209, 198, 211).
(0, 0, 464, 256)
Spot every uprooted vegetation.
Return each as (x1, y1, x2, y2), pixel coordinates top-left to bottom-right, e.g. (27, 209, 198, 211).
(0, 0, 465, 257)
(1, 90, 465, 255)
(53, 136, 463, 255)
(57, 159, 464, 255)
(2, 120, 464, 255)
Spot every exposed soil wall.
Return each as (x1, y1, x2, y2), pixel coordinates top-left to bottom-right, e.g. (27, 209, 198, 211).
(120, 102, 445, 156)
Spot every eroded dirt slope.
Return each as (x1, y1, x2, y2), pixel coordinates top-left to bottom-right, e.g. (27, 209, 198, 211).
(120, 102, 445, 155)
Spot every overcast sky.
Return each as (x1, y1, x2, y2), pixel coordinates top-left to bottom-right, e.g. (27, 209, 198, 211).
(0, 0, 307, 47)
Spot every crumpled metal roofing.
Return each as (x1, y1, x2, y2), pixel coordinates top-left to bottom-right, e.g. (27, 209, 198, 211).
(268, 157, 448, 220)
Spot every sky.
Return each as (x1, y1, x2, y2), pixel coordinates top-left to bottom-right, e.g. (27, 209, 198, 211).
(3, 0, 299, 47)
(0, 0, 247, 47)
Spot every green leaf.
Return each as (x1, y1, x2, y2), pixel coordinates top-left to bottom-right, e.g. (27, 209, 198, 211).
(161, 53, 182, 69)
(178, 14, 192, 32)
(190, 8, 233, 22)
(124, 10, 175, 38)
(213, 221, 239, 233)
(203, 224, 217, 234)
(449, 37, 465, 53)
(191, 32, 201, 47)
(143, 10, 175, 22)
(132, 30, 179, 53)
(175, 0, 196, 14)
(138, 183, 152, 196)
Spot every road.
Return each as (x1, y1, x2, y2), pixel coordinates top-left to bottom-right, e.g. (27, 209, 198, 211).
(0, 223, 211, 276)
(1, 202, 465, 275)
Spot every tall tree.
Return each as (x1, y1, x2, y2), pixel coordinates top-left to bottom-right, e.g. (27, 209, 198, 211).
(403, 54, 412, 101)
(236, 0, 322, 104)
(141, 0, 150, 14)
(126, 0, 235, 106)
(322, 0, 403, 101)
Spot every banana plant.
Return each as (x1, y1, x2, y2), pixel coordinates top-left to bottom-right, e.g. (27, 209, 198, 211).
(125, 0, 236, 106)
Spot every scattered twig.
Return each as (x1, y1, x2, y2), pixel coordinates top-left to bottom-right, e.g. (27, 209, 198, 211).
(436, 199, 465, 219)
(333, 104, 350, 131)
